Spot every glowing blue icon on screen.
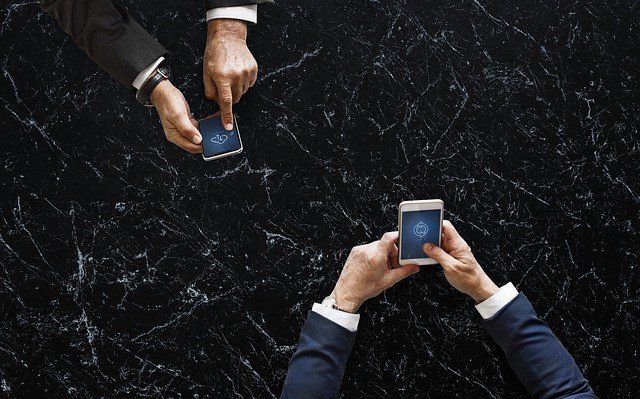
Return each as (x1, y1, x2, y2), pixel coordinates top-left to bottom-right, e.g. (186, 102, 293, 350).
(413, 221, 429, 238)
(211, 134, 229, 145)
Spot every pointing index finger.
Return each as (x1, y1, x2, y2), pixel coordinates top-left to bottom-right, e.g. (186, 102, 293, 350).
(215, 78, 234, 131)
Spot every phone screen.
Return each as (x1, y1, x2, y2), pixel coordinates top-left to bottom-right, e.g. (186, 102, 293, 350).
(199, 116, 242, 160)
(400, 209, 442, 260)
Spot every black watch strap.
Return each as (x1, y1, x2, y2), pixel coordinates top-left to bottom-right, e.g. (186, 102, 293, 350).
(136, 67, 169, 107)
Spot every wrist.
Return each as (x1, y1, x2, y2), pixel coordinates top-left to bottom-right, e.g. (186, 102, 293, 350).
(149, 80, 172, 106)
(207, 19, 247, 40)
(469, 274, 499, 303)
(331, 288, 362, 314)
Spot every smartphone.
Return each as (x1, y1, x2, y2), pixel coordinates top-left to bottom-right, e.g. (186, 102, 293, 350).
(199, 115, 243, 161)
(398, 199, 444, 265)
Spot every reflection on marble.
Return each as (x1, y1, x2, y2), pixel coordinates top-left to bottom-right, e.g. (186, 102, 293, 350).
(1, 0, 639, 397)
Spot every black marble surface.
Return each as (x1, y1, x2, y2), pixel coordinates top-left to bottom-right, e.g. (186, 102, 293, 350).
(1, 0, 639, 397)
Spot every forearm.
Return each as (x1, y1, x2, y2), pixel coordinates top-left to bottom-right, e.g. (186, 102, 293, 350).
(280, 312, 357, 399)
(483, 294, 596, 399)
(41, 0, 167, 86)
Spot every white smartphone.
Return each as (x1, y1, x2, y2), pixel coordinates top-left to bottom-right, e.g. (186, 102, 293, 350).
(398, 199, 444, 265)
(199, 114, 243, 161)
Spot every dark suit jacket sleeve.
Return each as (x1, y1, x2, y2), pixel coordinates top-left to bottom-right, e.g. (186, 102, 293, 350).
(483, 293, 596, 399)
(280, 311, 357, 399)
(204, 0, 274, 11)
(41, 0, 168, 87)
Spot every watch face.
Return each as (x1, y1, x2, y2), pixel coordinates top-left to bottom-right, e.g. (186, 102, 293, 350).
(322, 296, 337, 308)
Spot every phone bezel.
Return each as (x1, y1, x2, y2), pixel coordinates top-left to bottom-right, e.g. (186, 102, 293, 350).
(398, 199, 444, 265)
(201, 115, 243, 161)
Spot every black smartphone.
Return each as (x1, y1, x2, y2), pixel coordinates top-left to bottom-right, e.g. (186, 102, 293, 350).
(198, 115, 243, 161)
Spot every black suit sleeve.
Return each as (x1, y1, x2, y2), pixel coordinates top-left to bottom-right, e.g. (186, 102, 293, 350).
(41, 0, 167, 87)
(280, 311, 356, 399)
(204, 0, 274, 11)
(484, 294, 596, 399)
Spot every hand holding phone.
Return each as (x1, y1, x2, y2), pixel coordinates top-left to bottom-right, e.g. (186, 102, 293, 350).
(329, 232, 421, 313)
(398, 200, 444, 265)
(422, 220, 499, 302)
(198, 112, 243, 161)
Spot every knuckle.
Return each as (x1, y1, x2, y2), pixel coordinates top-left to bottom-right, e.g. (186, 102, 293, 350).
(350, 246, 368, 262)
(170, 110, 185, 120)
(175, 120, 189, 131)
(381, 232, 394, 241)
(220, 68, 240, 79)
(206, 62, 220, 74)
(205, 88, 216, 99)
(365, 251, 378, 265)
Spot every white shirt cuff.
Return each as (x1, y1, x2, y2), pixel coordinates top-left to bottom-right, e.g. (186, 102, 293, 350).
(132, 57, 164, 90)
(475, 282, 519, 319)
(206, 5, 258, 24)
(312, 303, 360, 332)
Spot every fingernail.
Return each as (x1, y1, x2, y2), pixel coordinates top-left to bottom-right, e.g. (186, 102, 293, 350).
(192, 135, 202, 144)
(225, 123, 233, 131)
(423, 243, 432, 251)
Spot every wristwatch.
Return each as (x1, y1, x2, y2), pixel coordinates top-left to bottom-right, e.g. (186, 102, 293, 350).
(136, 67, 170, 107)
(322, 295, 351, 313)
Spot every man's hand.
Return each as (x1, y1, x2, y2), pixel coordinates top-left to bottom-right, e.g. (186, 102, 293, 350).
(204, 19, 257, 131)
(150, 80, 202, 154)
(422, 220, 499, 302)
(331, 232, 420, 313)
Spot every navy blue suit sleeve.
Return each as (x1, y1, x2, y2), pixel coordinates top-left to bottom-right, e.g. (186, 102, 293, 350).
(483, 293, 596, 399)
(280, 311, 357, 399)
